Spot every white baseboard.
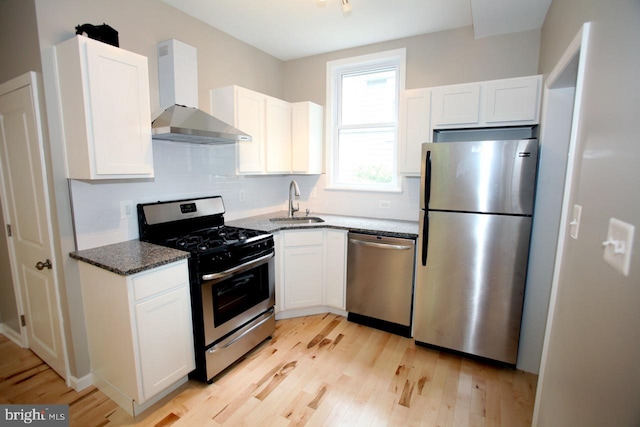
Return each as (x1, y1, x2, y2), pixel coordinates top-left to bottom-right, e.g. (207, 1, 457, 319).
(69, 372, 93, 392)
(0, 323, 25, 347)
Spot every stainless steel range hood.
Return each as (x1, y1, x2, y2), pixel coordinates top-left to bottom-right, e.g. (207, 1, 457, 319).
(152, 39, 251, 145)
(152, 104, 250, 144)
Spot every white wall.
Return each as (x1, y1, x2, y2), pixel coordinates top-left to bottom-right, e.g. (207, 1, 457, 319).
(534, 0, 640, 425)
(71, 142, 289, 250)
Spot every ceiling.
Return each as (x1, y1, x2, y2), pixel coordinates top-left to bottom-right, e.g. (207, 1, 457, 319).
(160, 0, 552, 61)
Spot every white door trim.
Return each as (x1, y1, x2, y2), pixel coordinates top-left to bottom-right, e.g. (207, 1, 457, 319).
(0, 71, 70, 382)
(532, 23, 592, 425)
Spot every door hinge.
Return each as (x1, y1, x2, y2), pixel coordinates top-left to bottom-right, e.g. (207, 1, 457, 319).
(20, 314, 26, 327)
(6, 224, 11, 237)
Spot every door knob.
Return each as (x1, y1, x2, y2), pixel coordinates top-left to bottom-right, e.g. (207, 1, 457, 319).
(35, 259, 52, 270)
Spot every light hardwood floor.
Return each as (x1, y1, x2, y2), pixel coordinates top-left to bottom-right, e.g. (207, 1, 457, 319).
(0, 314, 537, 426)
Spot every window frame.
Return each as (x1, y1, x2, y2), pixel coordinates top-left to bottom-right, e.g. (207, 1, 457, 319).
(325, 48, 406, 192)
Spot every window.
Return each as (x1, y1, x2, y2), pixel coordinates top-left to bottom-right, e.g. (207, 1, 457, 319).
(326, 49, 406, 191)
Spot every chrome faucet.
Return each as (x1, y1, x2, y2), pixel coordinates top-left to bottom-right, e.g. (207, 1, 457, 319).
(288, 180, 300, 217)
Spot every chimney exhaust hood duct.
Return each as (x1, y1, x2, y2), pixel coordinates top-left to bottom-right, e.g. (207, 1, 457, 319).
(152, 39, 250, 144)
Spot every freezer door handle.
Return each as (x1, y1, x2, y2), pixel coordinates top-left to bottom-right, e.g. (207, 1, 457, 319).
(422, 213, 429, 266)
(424, 150, 432, 208)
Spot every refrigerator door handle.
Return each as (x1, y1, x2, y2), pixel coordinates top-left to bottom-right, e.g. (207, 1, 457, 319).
(422, 213, 429, 266)
(424, 150, 432, 208)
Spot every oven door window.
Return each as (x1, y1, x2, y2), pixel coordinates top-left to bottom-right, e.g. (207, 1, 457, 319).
(211, 265, 269, 327)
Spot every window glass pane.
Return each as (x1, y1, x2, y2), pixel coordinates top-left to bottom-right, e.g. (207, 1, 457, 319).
(341, 69, 396, 125)
(336, 127, 395, 186)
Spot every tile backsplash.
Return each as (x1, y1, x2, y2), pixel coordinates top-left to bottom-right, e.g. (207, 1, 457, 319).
(70, 141, 420, 250)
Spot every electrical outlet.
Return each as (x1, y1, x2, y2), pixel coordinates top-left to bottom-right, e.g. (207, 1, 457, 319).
(602, 217, 635, 276)
(120, 201, 134, 220)
(239, 190, 245, 202)
(379, 200, 391, 209)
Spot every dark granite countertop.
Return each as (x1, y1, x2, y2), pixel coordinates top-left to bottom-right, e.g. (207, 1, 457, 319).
(226, 211, 419, 239)
(70, 240, 189, 276)
(70, 213, 416, 275)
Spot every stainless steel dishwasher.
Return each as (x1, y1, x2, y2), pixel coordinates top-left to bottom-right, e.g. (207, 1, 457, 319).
(346, 232, 416, 337)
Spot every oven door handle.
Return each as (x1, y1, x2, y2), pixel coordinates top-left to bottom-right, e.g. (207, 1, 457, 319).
(207, 308, 274, 355)
(202, 252, 274, 282)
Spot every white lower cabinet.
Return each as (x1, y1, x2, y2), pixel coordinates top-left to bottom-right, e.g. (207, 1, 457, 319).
(275, 229, 347, 317)
(78, 259, 194, 416)
(282, 231, 324, 309)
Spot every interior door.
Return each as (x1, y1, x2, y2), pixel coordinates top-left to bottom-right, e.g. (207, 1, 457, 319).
(0, 72, 67, 378)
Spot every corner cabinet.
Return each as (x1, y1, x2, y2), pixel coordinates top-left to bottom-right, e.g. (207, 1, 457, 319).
(78, 260, 194, 416)
(55, 35, 154, 179)
(281, 230, 324, 309)
(211, 85, 323, 175)
(431, 75, 542, 129)
(274, 229, 347, 317)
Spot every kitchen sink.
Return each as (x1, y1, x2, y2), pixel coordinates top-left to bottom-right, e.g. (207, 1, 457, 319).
(269, 216, 325, 224)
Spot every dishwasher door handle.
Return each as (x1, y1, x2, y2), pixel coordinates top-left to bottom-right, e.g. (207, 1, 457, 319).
(349, 238, 413, 250)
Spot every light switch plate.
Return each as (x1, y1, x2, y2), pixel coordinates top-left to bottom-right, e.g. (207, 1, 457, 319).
(603, 217, 635, 276)
(569, 204, 582, 239)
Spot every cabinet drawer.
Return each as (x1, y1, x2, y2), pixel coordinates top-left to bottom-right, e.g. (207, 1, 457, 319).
(284, 230, 324, 247)
(133, 261, 188, 301)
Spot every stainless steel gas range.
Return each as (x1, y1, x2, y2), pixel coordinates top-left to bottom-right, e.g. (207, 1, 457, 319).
(137, 196, 275, 383)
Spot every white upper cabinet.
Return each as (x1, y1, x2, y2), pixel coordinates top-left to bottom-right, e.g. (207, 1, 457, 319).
(211, 85, 323, 175)
(55, 36, 153, 179)
(398, 75, 541, 175)
(265, 97, 292, 173)
(484, 77, 541, 124)
(398, 88, 431, 176)
(431, 75, 542, 129)
(291, 101, 324, 174)
(237, 87, 266, 173)
(432, 83, 480, 127)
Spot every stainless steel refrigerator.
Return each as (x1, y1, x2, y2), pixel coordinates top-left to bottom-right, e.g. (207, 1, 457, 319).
(414, 139, 538, 364)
